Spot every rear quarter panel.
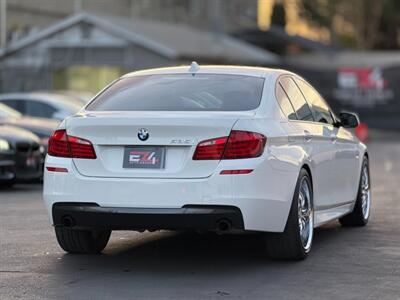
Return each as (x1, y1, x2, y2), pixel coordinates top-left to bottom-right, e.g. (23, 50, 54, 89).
(230, 118, 305, 231)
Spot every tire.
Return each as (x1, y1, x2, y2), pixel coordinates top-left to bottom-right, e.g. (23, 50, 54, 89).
(0, 179, 16, 189)
(55, 227, 111, 254)
(339, 156, 371, 227)
(264, 168, 314, 260)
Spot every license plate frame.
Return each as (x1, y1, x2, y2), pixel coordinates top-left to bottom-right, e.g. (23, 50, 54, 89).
(123, 146, 166, 169)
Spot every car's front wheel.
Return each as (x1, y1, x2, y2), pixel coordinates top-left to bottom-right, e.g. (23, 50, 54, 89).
(55, 227, 111, 254)
(264, 168, 314, 260)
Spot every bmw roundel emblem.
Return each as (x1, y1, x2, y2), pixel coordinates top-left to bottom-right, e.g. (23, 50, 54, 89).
(138, 128, 149, 141)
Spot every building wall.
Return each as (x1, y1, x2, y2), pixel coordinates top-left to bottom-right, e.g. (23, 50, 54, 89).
(0, 22, 175, 93)
(4, 0, 258, 44)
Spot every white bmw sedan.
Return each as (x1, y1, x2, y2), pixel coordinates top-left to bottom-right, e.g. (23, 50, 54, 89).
(43, 65, 370, 260)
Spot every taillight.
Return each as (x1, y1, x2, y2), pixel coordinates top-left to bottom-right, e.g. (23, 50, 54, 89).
(48, 130, 69, 157)
(67, 136, 97, 159)
(192, 137, 228, 160)
(48, 129, 96, 159)
(193, 130, 266, 160)
(223, 130, 266, 159)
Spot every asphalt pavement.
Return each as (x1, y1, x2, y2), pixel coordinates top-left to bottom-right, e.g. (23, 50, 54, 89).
(1, 141, 400, 300)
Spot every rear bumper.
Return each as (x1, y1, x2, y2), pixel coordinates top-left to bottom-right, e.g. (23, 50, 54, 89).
(44, 155, 300, 232)
(52, 203, 244, 231)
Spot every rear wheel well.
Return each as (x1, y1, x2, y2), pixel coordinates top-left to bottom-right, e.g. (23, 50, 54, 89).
(265, 167, 314, 260)
(301, 164, 313, 189)
(364, 152, 369, 160)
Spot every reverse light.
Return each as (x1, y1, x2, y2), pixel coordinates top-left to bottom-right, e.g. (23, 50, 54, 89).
(48, 129, 96, 159)
(193, 130, 266, 160)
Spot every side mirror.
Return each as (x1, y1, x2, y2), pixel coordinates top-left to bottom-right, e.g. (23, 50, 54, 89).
(339, 112, 360, 128)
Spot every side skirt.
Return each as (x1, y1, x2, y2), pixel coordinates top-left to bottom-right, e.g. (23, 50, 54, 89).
(313, 201, 355, 228)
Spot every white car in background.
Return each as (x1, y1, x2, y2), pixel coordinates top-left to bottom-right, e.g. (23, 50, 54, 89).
(43, 64, 370, 260)
(0, 92, 83, 120)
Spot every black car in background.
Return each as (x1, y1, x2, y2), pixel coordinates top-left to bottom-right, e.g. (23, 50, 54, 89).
(0, 103, 58, 149)
(0, 125, 44, 187)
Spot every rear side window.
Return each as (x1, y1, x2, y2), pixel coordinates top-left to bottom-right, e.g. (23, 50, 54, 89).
(0, 103, 22, 118)
(280, 77, 314, 122)
(86, 74, 265, 111)
(276, 83, 297, 120)
(296, 79, 334, 125)
(0, 99, 21, 112)
(25, 101, 57, 118)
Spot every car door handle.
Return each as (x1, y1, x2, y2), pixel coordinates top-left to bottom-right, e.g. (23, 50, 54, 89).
(304, 131, 313, 142)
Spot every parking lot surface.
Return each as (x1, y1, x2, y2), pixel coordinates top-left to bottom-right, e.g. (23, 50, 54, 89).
(1, 141, 400, 300)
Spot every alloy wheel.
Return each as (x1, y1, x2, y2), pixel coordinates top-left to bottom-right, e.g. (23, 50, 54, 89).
(298, 177, 313, 253)
(361, 164, 371, 220)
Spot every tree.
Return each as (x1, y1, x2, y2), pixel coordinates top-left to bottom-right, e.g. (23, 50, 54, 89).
(299, 0, 387, 49)
(271, 2, 286, 27)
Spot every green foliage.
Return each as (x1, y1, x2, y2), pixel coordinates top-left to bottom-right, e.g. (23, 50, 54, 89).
(299, 0, 400, 49)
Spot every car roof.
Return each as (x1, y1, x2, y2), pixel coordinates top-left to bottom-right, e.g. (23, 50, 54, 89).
(123, 65, 291, 79)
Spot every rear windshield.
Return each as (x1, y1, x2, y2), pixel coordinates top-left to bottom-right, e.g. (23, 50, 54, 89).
(86, 74, 265, 112)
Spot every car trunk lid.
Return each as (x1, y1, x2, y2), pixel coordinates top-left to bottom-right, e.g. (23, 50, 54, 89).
(66, 111, 254, 178)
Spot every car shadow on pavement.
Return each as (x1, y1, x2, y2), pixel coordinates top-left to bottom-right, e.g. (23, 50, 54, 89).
(50, 222, 364, 276)
(54, 231, 267, 274)
(0, 183, 42, 193)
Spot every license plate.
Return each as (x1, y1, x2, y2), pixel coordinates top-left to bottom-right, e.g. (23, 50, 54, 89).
(123, 146, 165, 169)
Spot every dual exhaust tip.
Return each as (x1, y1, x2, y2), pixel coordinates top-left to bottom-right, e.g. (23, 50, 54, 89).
(61, 215, 75, 228)
(216, 219, 232, 234)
